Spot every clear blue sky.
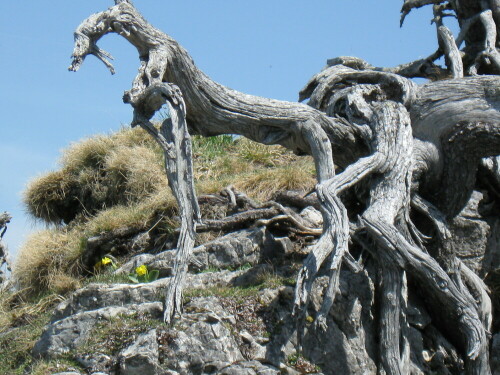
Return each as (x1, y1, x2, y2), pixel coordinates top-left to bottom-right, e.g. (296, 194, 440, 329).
(0, 1, 447, 259)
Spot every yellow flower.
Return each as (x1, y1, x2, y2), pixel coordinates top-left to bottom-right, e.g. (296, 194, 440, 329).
(136, 265, 148, 276)
(101, 257, 112, 266)
(306, 315, 314, 323)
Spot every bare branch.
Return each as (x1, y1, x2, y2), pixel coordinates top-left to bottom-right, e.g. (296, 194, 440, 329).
(401, 0, 445, 26)
(0, 212, 12, 286)
(433, 5, 464, 78)
(479, 9, 500, 70)
(437, 25, 464, 77)
(0, 212, 11, 240)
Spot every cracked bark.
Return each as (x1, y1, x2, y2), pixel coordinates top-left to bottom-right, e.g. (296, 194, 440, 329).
(69, 1, 500, 373)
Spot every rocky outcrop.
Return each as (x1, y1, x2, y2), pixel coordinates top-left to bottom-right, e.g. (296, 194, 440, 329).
(33, 264, 431, 374)
(30, 191, 500, 374)
(115, 227, 281, 277)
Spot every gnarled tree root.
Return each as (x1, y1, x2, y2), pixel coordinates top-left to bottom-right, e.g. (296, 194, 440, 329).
(293, 92, 491, 373)
(362, 217, 490, 374)
(69, 2, 499, 372)
(128, 83, 201, 324)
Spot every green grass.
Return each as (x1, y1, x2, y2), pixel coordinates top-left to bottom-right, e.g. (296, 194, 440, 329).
(85, 272, 132, 285)
(184, 274, 295, 303)
(0, 307, 53, 374)
(192, 134, 235, 160)
(29, 358, 84, 375)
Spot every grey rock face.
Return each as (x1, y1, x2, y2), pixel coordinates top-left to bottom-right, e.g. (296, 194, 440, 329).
(119, 330, 160, 375)
(33, 303, 163, 359)
(300, 272, 378, 375)
(218, 361, 281, 375)
(34, 270, 243, 362)
(34, 260, 439, 375)
(116, 228, 269, 276)
(450, 190, 500, 274)
(51, 281, 168, 323)
(33, 190, 500, 374)
(491, 333, 500, 375)
(51, 270, 244, 323)
(159, 298, 244, 374)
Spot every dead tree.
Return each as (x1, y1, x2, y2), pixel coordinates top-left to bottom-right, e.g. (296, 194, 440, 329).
(0, 212, 12, 287)
(69, 1, 500, 373)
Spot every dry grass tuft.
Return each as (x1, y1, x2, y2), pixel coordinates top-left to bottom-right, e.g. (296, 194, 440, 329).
(16, 190, 179, 295)
(14, 229, 84, 294)
(60, 135, 114, 171)
(235, 138, 296, 167)
(24, 127, 164, 225)
(235, 159, 316, 201)
(24, 171, 77, 224)
(105, 144, 166, 200)
(18, 130, 315, 297)
(193, 136, 315, 201)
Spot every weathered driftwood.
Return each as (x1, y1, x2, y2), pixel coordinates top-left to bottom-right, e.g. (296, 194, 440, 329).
(69, 1, 500, 373)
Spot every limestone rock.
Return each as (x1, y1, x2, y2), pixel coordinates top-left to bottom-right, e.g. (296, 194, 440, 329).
(34, 269, 244, 362)
(52, 270, 243, 322)
(491, 333, 500, 375)
(116, 228, 269, 276)
(118, 329, 160, 375)
(219, 360, 281, 374)
(159, 298, 244, 374)
(33, 303, 163, 358)
(450, 190, 498, 274)
(299, 271, 378, 375)
(30, 193, 499, 374)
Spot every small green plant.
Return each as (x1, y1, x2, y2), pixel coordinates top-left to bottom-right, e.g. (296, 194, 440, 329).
(86, 272, 131, 285)
(0, 308, 53, 374)
(236, 263, 252, 271)
(128, 264, 159, 283)
(94, 256, 117, 271)
(287, 351, 320, 373)
(287, 352, 300, 366)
